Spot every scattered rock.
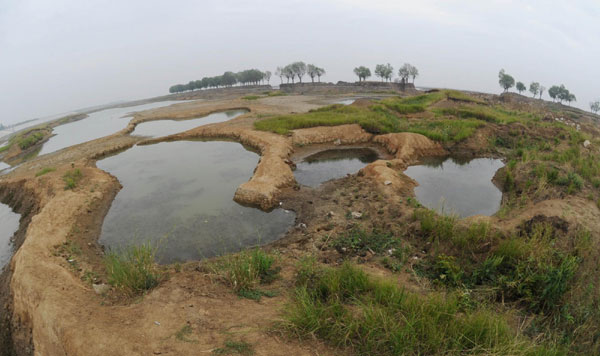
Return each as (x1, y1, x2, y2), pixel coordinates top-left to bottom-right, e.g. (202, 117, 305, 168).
(384, 180, 392, 186)
(333, 139, 341, 145)
(92, 283, 110, 295)
(154, 321, 161, 326)
(327, 211, 335, 217)
(584, 140, 591, 148)
(297, 223, 307, 229)
(351, 211, 363, 219)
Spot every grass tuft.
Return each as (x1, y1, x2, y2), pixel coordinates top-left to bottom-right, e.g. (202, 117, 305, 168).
(63, 168, 83, 190)
(104, 243, 162, 296)
(35, 167, 55, 177)
(211, 249, 280, 299)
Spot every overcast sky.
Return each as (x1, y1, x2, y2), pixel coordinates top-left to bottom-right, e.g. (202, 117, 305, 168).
(1, 0, 598, 125)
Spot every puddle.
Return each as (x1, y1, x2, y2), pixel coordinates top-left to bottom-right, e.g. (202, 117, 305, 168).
(0, 162, 10, 173)
(39, 101, 181, 155)
(0, 203, 20, 268)
(131, 109, 247, 138)
(98, 140, 295, 263)
(333, 99, 356, 105)
(294, 148, 379, 187)
(404, 156, 505, 217)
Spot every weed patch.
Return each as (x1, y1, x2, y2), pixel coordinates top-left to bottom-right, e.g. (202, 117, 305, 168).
(63, 168, 83, 190)
(35, 167, 55, 177)
(104, 243, 162, 296)
(211, 249, 280, 299)
(283, 262, 559, 355)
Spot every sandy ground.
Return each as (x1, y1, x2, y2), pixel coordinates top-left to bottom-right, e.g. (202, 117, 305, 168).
(1, 92, 599, 355)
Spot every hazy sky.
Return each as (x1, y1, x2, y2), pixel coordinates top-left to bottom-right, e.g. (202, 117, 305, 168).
(1, 0, 598, 124)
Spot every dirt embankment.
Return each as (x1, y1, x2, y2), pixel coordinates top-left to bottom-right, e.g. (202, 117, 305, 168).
(0, 92, 453, 355)
(4, 91, 598, 355)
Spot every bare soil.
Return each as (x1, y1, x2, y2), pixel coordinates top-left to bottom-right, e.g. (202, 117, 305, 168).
(1, 91, 599, 355)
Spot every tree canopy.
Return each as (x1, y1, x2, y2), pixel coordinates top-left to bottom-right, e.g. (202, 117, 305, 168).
(374, 63, 394, 82)
(307, 64, 326, 83)
(168, 69, 270, 93)
(591, 101, 600, 114)
(498, 69, 515, 92)
(548, 85, 576, 105)
(516, 82, 526, 94)
(353, 66, 371, 82)
(529, 82, 540, 97)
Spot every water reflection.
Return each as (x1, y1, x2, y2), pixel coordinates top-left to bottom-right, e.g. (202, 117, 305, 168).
(40, 101, 181, 155)
(404, 157, 504, 217)
(294, 148, 379, 187)
(98, 140, 295, 263)
(0, 203, 20, 267)
(131, 109, 247, 138)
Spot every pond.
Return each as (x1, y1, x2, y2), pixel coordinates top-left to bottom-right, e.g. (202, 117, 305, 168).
(293, 148, 379, 187)
(39, 101, 181, 155)
(131, 109, 247, 138)
(404, 156, 505, 217)
(0, 203, 20, 268)
(333, 99, 356, 105)
(98, 140, 295, 263)
(0, 162, 10, 173)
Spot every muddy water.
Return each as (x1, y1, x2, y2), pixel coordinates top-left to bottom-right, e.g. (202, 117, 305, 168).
(0, 162, 9, 173)
(98, 140, 295, 263)
(404, 156, 504, 217)
(294, 148, 379, 187)
(131, 109, 248, 137)
(0, 203, 20, 267)
(39, 101, 181, 155)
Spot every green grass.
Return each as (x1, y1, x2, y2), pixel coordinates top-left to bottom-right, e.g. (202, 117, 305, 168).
(436, 105, 537, 124)
(17, 132, 44, 150)
(379, 97, 426, 114)
(444, 90, 485, 103)
(255, 103, 483, 142)
(331, 228, 400, 254)
(242, 95, 261, 100)
(0, 144, 10, 154)
(398, 118, 484, 142)
(254, 105, 399, 135)
(211, 249, 280, 299)
(63, 168, 82, 189)
(265, 90, 286, 97)
(283, 262, 561, 356)
(213, 339, 254, 355)
(35, 167, 55, 177)
(103, 243, 162, 296)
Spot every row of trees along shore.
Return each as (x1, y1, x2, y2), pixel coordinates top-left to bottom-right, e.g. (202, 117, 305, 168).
(169, 69, 272, 93)
(274, 62, 325, 84)
(168, 62, 422, 93)
(498, 69, 577, 106)
(353, 63, 419, 83)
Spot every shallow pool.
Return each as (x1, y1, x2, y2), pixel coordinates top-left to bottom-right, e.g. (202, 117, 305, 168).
(294, 148, 379, 187)
(98, 140, 295, 263)
(0, 203, 20, 268)
(131, 109, 247, 138)
(404, 156, 504, 217)
(333, 99, 356, 105)
(40, 101, 181, 155)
